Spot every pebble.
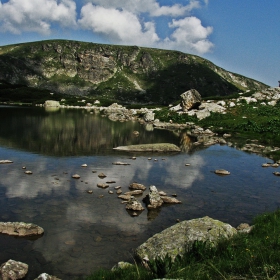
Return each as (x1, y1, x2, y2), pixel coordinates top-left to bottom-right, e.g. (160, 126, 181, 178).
(81, 164, 87, 167)
(72, 174, 80, 179)
(24, 171, 33, 174)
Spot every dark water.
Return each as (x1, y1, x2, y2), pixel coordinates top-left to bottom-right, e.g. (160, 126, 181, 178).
(0, 106, 280, 279)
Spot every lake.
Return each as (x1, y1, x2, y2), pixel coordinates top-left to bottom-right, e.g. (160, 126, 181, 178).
(0, 106, 279, 279)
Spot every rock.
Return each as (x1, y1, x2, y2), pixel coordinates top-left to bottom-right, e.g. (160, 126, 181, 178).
(114, 186, 121, 190)
(106, 181, 116, 184)
(112, 162, 130, 165)
(262, 163, 272, 167)
(143, 185, 163, 209)
(180, 89, 202, 111)
(0, 160, 13, 164)
(108, 190, 114, 194)
(24, 170, 32, 175)
(98, 173, 107, 178)
(97, 183, 109, 188)
(34, 273, 61, 280)
(126, 197, 144, 211)
(129, 183, 146, 191)
(0, 260, 28, 280)
(87, 190, 93, 194)
(169, 104, 182, 112)
(116, 189, 122, 195)
(158, 191, 167, 196)
(143, 111, 155, 122)
(124, 190, 143, 196)
(81, 164, 87, 167)
(113, 143, 181, 152)
(135, 216, 237, 262)
(133, 131, 140, 136)
(0, 222, 44, 236)
(72, 174, 80, 179)
(214, 169, 230, 175)
(111, 262, 133, 271)
(236, 223, 253, 233)
(273, 172, 280, 176)
(161, 196, 182, 204)
(118, 194, 131, 200)
(44, 100, 60, 107)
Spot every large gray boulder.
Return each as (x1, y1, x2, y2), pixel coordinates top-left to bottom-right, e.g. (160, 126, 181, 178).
(0, 260, 28, 280)
(180, 89, 202, 111)
(135, 216, 237, 261)
(0, 222, 44, 237)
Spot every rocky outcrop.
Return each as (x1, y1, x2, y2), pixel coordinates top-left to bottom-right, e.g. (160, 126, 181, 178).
(0, 222, 44, 237)
(135, 216, 237, 261)
(0, 259, 28, 280)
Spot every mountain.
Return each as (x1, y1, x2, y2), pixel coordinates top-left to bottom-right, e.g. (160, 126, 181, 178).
(0, 39, 268, 105)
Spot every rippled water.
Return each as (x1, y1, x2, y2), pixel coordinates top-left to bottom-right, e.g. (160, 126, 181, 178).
(0, 106, 280, 279)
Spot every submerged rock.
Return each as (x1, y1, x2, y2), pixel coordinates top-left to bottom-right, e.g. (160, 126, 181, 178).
(0, 222, 44, 237)
(135, 216, 237, 262)
(0, 259, 28, 280)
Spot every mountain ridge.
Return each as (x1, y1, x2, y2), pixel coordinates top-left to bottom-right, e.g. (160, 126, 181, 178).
(0, 39, 268, 104)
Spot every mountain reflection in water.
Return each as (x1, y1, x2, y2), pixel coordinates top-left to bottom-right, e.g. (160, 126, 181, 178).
(0, 106, 280, 280)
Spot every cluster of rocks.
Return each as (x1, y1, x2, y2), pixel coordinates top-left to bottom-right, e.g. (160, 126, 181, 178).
(0, 259, 60, 280)
(119, 184, 181, 217)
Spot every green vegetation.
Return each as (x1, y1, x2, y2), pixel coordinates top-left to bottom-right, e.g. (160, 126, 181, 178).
(0, 39, 267, 105)
(85, 210, 280, 280)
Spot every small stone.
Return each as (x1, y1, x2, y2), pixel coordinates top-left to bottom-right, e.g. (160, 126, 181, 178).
(262, 163, 271, 167)
(24, 171, 33, 175)
(131, 157, 136, 160)
(97, 183, 109, 188)
(99, 195, 104, 198)
(154, 159, 158, 161)
(0, 260, 28, 280)
(106, 181, 116, 184)
(72, 174, 80, 179)
(22, 166, 26, 169)
(81, 164, 87, 167)
(87, 190, 93, 194)
(273, 172, 280, 176)
(112, 162, 130, 165)
(108, 191, 114, 194)
(116, 189, 122, 195)
(214, 169, 230, 175)
(98, 173, 107, 178)
(124, 190, 143, 196)
(129, 182, 146, 191)
(148, 158, 152, 160)
(118, 194, 131, 200)
(158, 191, 167, 196)
(92, 170, 97, 173)
(185, 163, 191, 166)
(114, 186, 121, 190)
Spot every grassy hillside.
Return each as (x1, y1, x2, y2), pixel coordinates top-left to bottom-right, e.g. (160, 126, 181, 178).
(0, 40, 268, 105)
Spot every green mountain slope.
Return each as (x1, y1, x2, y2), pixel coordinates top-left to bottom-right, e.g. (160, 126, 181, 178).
(0, 40, 268, 104)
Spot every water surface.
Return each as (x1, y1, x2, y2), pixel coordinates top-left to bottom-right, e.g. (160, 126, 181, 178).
(0, 106, 279, 279)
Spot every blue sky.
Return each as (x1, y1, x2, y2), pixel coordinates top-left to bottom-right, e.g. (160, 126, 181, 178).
(0, 0, 279, 87)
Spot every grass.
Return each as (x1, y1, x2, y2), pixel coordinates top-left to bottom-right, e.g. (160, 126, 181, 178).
(85, 209, 280, 280)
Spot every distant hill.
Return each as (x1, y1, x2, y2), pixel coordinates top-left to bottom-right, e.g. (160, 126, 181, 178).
(0, 40, 268, 105)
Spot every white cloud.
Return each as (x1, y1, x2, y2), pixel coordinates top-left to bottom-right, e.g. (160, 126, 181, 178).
(0, 0, 77, 35)
(85, 0, 202, 17)
(161, 16, 214, 54)
(78, 4, 159, 45)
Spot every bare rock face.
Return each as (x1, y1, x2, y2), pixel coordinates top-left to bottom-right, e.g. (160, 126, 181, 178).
(143, 185, 163, 209)
(0, 222, 44, 237)
(135, 216, 237, 262)
(125, 197, 144, 211)
(180, 89, 202, 111)
(0, 259, 28, 280)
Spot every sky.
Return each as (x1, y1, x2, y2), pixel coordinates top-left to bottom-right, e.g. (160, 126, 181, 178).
(0, 0, 279, 87)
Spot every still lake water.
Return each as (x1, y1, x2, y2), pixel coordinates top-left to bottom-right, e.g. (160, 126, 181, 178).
(0, 106, 280, 279)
